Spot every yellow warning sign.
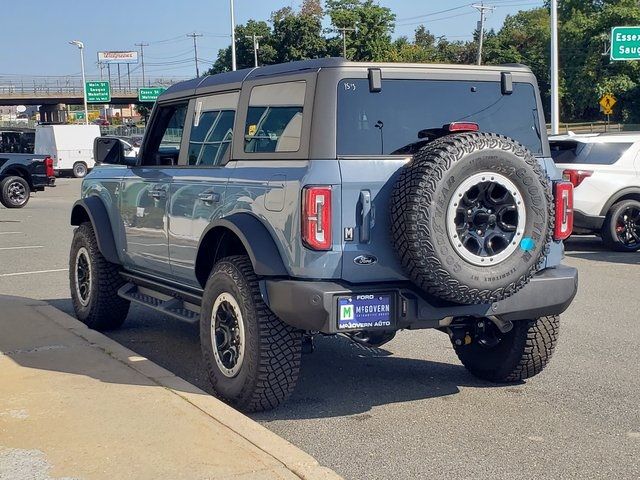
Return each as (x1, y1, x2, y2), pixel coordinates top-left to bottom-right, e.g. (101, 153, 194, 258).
(599, 93, 616, 115)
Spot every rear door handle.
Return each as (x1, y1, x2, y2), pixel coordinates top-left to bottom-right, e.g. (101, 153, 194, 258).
(198, 191, 221, 204)
(359, 190, 371, 243)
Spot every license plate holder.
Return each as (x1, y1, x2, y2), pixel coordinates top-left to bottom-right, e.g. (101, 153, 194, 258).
(337, 294, 393, 331)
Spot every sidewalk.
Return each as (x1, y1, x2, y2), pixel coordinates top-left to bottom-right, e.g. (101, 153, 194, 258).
(0, 295, 340, 480)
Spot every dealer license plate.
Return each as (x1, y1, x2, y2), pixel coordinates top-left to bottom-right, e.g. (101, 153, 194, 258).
(337, 294, 392, 330)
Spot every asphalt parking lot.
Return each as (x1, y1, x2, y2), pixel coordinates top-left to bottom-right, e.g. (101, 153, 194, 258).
(1, 178, 639, 480)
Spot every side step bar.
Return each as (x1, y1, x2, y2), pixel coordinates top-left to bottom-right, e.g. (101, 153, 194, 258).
(117, 282, 201, 324)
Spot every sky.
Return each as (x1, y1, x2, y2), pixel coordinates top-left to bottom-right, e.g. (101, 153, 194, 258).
(0, 0, 544, 82)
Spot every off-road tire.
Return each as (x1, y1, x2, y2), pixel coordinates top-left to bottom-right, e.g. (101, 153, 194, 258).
(454, 315, 560, 382)
(69, 222, 130, 330)
(601, 199, 640, 252)
(390, 132, 553, 305)
(200, 255, 302, 412)
(0, 176, 30, 208)
(72, 162, 88, 178)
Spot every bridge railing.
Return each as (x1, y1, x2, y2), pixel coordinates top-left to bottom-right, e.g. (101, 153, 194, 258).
(0, 85, 141, 97)
(0, 76, 188, 97)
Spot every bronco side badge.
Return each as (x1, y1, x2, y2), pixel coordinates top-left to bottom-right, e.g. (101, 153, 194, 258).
(354, 254, 378, 265)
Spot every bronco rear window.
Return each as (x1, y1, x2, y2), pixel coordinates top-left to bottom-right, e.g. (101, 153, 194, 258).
(337, 79, 543, 156)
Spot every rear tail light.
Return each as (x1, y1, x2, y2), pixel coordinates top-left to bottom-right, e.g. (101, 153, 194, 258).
(554, 181, 574, 241)
(302, 186, 332, 250)
(44, 156, 54, 177)
(562, 169, 592, 188)
(446, 122, 479, 132)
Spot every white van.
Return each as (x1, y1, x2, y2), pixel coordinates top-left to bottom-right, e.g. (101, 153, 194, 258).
(34, 125, 101, 178)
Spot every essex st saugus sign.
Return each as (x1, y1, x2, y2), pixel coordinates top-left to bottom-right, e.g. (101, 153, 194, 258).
(610, 26, 640, 61)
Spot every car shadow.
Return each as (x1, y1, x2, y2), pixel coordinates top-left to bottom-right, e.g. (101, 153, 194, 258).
(564, 236, 639, 265)
(46, 297, 503, 419)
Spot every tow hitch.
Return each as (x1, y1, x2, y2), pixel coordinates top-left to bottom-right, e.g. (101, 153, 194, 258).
(447, 316, 514, 347)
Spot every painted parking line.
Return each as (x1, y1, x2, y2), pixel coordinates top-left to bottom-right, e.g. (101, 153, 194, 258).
(0, 268, 68, 278)
(0, 246, 43, 251)
(0, 232, 23, 235)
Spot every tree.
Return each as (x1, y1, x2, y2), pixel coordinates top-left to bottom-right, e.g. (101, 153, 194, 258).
(207, 1, 326, 74)
(271, 2, 327, 63)
(210, 20, 275, 74)
(325, 0, 396, 61)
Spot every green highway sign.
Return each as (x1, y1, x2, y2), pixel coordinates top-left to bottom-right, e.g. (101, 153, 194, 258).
(85, 81, 111, 103)
(138, 87, 166, 102)
(611, 26, 640, 61)
(75, 111, 85, 120)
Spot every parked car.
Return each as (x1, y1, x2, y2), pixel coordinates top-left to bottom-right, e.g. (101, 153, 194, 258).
(93, 118, 110, 126)
(69, 58, 577, 412)
(0, 152, 55, 208)
(550, 132, 640, 251)
(34, 124, 101, 178)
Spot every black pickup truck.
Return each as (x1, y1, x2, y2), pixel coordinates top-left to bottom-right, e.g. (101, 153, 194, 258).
(0, 153, 55, 208)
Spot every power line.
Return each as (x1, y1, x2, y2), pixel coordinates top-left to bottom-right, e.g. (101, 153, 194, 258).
(397, 3, 473, 22)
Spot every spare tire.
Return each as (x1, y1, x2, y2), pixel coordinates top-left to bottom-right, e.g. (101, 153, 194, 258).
(390, 132, 553, 305)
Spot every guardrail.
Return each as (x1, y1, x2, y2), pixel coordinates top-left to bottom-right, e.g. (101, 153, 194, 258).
(548, 122, 640, 134)
(100, 126, 146, 137)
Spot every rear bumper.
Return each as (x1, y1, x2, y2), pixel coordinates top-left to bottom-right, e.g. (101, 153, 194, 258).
(263, 265, 578, 334)
(574, 209, 604, 231)
(31, 174, 55, 191)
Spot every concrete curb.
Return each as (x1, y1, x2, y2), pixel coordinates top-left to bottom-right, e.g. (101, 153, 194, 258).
(36, 304, 342, 480)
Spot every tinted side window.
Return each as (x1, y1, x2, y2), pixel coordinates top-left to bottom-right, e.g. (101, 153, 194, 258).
(244, 81, 306, 153)
(188, 110, 235, 166)
(141, 103, 188, 166)
(550, 141, 632, 165)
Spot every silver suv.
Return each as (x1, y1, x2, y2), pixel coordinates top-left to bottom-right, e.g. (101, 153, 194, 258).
(69, 58, 578, 411)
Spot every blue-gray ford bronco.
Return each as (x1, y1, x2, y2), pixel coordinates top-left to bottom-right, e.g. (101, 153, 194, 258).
(69, 58, 578, 412)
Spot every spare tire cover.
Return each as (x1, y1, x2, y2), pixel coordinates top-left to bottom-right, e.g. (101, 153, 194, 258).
(390, 132, 553, 305)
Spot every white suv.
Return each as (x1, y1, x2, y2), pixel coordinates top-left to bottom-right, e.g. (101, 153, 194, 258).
(550, 132, 640, 251)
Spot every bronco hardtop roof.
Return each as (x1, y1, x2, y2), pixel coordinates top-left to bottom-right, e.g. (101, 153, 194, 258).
(159, 57, 533, 102)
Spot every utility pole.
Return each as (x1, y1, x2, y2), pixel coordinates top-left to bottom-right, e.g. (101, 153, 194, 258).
(247, 34, 264, 67)
(337, 27, 356, 59)
(230, 0, 237, 71)
(135, 42, 149, 86)
(187, 32, 203, 77)
(550, 0, 560, 135)
(472, 2, 495, 65)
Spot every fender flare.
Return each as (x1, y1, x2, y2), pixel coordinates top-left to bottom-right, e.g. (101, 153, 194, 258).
(198, 213, 289, 277)
(600, 187, 640, 216)
(70, 197, 120, 264)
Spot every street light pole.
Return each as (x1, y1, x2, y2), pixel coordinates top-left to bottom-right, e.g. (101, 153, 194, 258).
(550, 0, 560, 135)
(230, 0, 237, 71)
(69, 40, 88, 125)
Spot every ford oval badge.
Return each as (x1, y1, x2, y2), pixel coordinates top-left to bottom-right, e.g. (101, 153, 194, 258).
(354, 254, 378, 265)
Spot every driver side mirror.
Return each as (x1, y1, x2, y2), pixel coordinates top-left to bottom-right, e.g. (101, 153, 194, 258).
(94, 137, 136, 166)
